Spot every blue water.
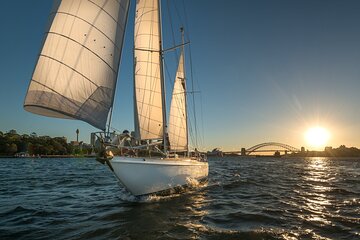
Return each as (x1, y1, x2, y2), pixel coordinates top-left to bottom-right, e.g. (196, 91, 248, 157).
(0, 157, 359, 239)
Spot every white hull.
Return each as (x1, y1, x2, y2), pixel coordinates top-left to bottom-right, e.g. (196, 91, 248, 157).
(110, 156, 209, 196)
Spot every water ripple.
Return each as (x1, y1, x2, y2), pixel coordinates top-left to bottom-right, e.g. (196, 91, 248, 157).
(0, 157, 359, 239)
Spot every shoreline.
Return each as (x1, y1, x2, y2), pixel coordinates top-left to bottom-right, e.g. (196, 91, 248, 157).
(0, 155, 97, 159)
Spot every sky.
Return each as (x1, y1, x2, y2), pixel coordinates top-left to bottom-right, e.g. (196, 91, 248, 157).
(0, 0, 360, 151)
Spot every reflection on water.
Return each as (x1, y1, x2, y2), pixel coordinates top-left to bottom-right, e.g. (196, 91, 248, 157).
(0, 157, 359, 239)
(288, 157, 359, 239)
(300, 158, 334, 227)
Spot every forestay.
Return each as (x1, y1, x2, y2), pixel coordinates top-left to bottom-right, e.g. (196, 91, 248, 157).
(133, 0, 164, 140)
(168, 52, 187, 151)
(24, 0, 129, 131)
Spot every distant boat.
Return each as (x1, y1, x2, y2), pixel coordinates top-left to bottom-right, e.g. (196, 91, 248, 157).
(24, 0, 208, 196)
(14, 152, 41, 158)
(14, 152, 30, 158)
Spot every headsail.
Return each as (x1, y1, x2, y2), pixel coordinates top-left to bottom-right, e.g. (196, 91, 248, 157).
(134, 0, 164, 140)
(24, 0, 130, 131)
(168, 52, 188, 151)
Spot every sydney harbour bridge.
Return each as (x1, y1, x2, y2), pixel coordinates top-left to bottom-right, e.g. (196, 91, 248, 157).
(224, 142, 301, 156)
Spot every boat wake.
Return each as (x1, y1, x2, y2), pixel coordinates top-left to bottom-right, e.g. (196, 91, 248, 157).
(186, 176, 200, 187)
(117, 189, 182, 203)
(116, 178, 209, 203)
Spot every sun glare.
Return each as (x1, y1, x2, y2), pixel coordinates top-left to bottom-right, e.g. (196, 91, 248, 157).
(305, 127, 330, 148)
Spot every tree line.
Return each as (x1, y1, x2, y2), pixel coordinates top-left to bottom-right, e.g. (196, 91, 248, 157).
(0, 130, 92, 156)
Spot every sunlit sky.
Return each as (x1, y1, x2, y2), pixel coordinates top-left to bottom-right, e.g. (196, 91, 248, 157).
(1, 0, 360, 151)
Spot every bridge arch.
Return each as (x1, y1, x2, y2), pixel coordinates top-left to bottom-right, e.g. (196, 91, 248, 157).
(246, 142, 300, 155)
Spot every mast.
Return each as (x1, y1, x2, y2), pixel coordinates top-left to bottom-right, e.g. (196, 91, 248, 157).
(107, 0, 131, 137)
(158, 0, 168, 154)
(181, 27, 189, 156)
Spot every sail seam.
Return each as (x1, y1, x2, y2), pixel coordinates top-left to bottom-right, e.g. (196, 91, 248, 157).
(135, 87, 161, 94)
(168, 130, 186, 136)
(169, 128, 186, 134)
(138, 127, 162, 136)
(137, 114, 163, 123)
(87, 0, 124, 28)
(75, 87, 109, 117)
(168, 133, 186, 137)
(30, 78, 110, 109)
(135, 72, 160, 78)
(24, 104, 104, 131)
(49, 11, 122, 50)
(30, 79, 81, 108)
(46, 31, 117, 74)
(24, 104, 76, 119)
(169, 115, 185, 120)
(134, 9, 158, 24)
(137, 101, 162, 109)
(39, 54, 110, 90)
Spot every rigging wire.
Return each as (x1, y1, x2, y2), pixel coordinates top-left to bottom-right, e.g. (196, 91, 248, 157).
(166, 0, 179, 63)
(164, 0, 185, 152)
(199, 92, 205, 148)
(180, 0, 200, 149)
(174, 0, 196, 149)
(162, 0, 205, 151)
(173, 0, 198, 148)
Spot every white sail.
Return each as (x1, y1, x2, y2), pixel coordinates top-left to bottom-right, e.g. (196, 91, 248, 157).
(24, 0, 130, 131)
(133, 0, 164, 140)
(168, 52, 187, 151)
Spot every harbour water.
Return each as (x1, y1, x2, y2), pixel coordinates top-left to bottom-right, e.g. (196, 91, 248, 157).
(0, 157, 359, 239)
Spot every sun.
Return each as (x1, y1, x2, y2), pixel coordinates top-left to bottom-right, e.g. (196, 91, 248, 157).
(305, 127, 330, 148)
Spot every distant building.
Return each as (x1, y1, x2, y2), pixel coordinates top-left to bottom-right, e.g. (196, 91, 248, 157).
(81, 143, 93, 153)
(70, 141, 80, 146)
(207, 148, 223, 157)
(90, 133, 96, 146)
(325, 146, 333, 152)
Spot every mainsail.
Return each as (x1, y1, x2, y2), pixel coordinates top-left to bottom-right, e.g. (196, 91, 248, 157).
(168, 52, 188, 151)
(133, 0, 164, 140)
(24, 0, 130, 131)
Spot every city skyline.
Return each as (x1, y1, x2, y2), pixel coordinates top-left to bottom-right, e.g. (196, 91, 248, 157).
(1, 0, 360, 151)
